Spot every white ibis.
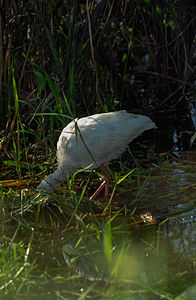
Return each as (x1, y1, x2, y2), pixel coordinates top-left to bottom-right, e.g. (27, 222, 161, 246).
(37, 110, 155, 200)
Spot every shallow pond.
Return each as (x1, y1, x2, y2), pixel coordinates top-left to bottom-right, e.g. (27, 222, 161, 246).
(0, 152, 196, 299)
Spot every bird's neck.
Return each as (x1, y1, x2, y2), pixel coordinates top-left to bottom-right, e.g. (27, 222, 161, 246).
(38, 164, 76, 193)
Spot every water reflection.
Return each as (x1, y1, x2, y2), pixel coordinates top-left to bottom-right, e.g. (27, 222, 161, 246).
(59, 154, 196, 298)
(60, 211, 195, 298)
(1, 153, 196, 299)
(166, 215, 195, 262)
(62, 238, 108, 281)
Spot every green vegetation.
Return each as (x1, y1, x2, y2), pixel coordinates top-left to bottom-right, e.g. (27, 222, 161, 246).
(1, 162, 196, 299)
(1, 1, 196, 166)
(0, 1, 196, 299)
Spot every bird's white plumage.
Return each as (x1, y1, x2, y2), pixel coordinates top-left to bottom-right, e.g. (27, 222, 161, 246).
(37, 110, 155, 193)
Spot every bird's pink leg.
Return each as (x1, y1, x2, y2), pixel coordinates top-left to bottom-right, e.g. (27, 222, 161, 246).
(90, 164, 110, 201)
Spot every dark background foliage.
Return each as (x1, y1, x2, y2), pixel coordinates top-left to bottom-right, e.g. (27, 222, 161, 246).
(0, 0, 196, 155)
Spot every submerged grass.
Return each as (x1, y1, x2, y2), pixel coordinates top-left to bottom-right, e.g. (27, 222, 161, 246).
(0, 226, 35, 296)
(0, 205, 195, 299)
(0, 158, 195, 299)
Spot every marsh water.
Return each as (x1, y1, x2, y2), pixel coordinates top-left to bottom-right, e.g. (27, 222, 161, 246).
(1, 151, 196, 299)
